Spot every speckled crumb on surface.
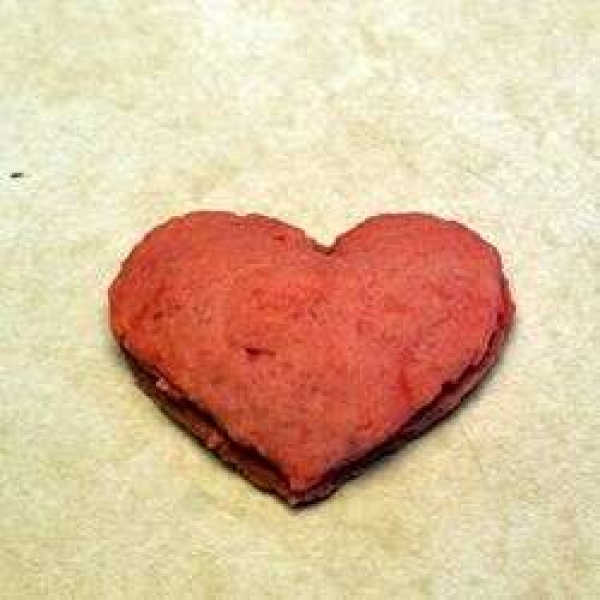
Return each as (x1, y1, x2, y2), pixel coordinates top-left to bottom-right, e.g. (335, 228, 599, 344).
(0, 1, 599, 599)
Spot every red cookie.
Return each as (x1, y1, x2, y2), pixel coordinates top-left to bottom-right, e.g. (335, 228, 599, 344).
(109, 212, 514, 504)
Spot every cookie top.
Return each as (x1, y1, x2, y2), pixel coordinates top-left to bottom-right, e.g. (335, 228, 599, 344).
(110, 212, 512, 494)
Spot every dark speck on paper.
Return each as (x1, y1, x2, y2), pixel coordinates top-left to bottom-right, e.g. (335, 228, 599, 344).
(10, 172, 24, 179)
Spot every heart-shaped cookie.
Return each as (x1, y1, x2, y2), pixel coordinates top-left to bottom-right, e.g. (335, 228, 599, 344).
(109, 212, 514, 504)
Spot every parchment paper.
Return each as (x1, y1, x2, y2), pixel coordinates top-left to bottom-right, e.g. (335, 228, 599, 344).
(1, 2, 598, 598)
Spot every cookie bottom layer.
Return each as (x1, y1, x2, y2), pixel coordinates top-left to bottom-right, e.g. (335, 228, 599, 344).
(124, 280, 513, 506)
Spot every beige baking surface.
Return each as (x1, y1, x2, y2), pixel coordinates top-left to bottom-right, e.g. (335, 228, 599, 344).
(1, 2, 599, 598)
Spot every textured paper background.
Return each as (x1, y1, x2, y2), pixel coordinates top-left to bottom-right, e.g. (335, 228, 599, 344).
(1, 2, 599, 598)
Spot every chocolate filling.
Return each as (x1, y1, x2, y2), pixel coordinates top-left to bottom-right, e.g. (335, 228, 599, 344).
(123, 279, 513, 506)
